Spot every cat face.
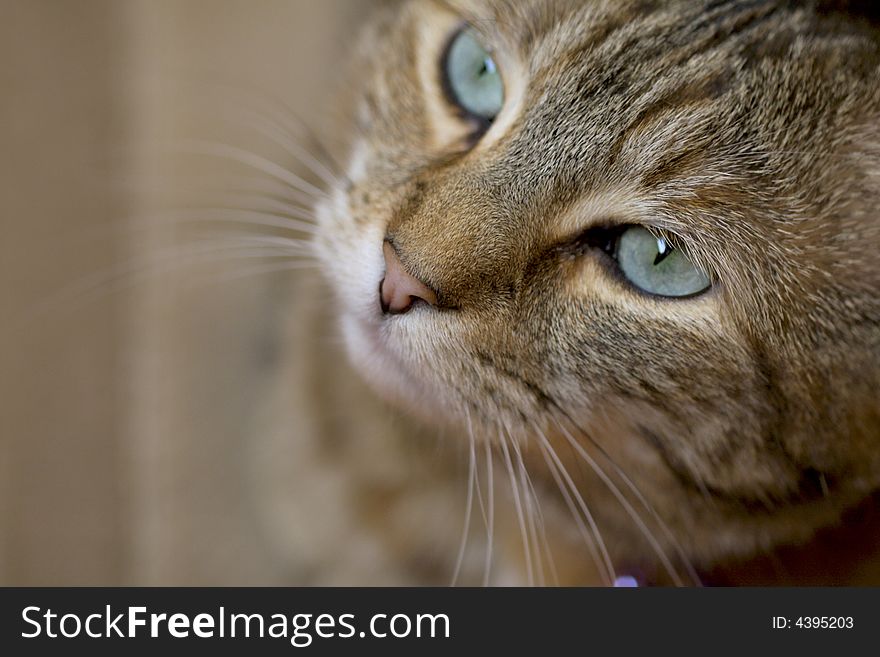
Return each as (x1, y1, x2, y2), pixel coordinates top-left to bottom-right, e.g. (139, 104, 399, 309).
(315, 0, 880, 578)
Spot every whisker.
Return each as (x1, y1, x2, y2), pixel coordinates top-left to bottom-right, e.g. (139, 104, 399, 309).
(200, 259, 319, 286)
(451, 408, 477, 587)
(466, 416, 494, 585)
(498, 427, 535, 587)
(175, 139, 329, 201)
(158, 235, 313, 253)
(151, 208, 319, 236)
(552, 415, 684, 587)
(510, 436, 550, 586)
(203, 193, 318, 223)
(18, 192, 319, 262)
(177, 172, 324, 210)
(16, 240, 314, 327)
(482, 438, 495, 587)
(529, 484, 560, 587)
(189, 77, 348, 178)
(470, 418, 490, 531)
(235, 108, 342, 188)
(534, 424, 615, 586)
(586, 407, 702, 586)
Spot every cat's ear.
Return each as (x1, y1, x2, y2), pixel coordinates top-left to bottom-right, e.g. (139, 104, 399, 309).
(815, 0, 880, 25)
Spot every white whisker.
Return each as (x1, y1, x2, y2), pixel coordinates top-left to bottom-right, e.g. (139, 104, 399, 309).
(451, 408, 477, 587)
(587, 408, 702, 586)
(138, 209, 318, 236)
(510, 437, 550, 586)
(482, 438, 495, 587)
(534, 425, 615, 585)
(237, 109, 342, 188)
(201, 259, 319, 286)
(206, 194, 318, 222)
(553, 417, 684, 586)
(15, 240, 314, 327)
(182, 172, 324, 210)
(177, 140, 328, 201)
(471, 422, 490, 531)
(191, 77, 348, 178)
(498, 427, 535, 587)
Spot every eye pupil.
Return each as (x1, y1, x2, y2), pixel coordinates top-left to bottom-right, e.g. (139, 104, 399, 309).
(652, 237, 672, 266)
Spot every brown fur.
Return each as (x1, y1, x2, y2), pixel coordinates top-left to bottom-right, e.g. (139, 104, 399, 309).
(313, 0, 880, 584)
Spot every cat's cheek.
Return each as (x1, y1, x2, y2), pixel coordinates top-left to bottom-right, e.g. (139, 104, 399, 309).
(346, 138, 371, 185)
(314, 195, 386, 321)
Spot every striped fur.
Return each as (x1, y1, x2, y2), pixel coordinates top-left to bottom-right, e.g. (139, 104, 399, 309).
(313, 0, 880, 583)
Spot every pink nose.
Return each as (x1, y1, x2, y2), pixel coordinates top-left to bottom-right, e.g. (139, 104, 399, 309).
(380, 241, 438, 314)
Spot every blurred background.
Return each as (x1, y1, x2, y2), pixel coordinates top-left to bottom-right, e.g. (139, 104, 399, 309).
(1, 0, 376, 585)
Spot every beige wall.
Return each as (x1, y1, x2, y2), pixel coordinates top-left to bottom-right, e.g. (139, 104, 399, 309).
(3, 0, 132, 585)
(2, 0, 367, 585)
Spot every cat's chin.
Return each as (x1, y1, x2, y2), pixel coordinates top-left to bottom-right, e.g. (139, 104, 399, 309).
(339, 313, 455, 428)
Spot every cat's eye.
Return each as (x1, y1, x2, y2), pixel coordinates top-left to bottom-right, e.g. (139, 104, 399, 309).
(443, 29, 504, 123)
(614, 227, 711, 298)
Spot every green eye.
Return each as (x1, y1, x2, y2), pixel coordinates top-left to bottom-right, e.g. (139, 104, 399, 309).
(443, 29, 504, 122)
(615, 227, 711, 298)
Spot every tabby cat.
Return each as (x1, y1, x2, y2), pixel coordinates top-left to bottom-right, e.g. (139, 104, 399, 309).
(257, 0, 880, 586)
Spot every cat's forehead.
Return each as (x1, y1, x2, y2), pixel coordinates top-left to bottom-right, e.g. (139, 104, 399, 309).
(401, 1, 783, 156)
(447, 0, 709, 57)
(394, 1, 761, 214)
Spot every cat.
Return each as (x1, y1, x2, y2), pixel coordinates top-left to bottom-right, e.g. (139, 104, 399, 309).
(253, 0, 880, 586)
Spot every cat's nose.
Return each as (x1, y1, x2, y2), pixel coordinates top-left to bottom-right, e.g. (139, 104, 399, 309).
(380, 241, 438, 315)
